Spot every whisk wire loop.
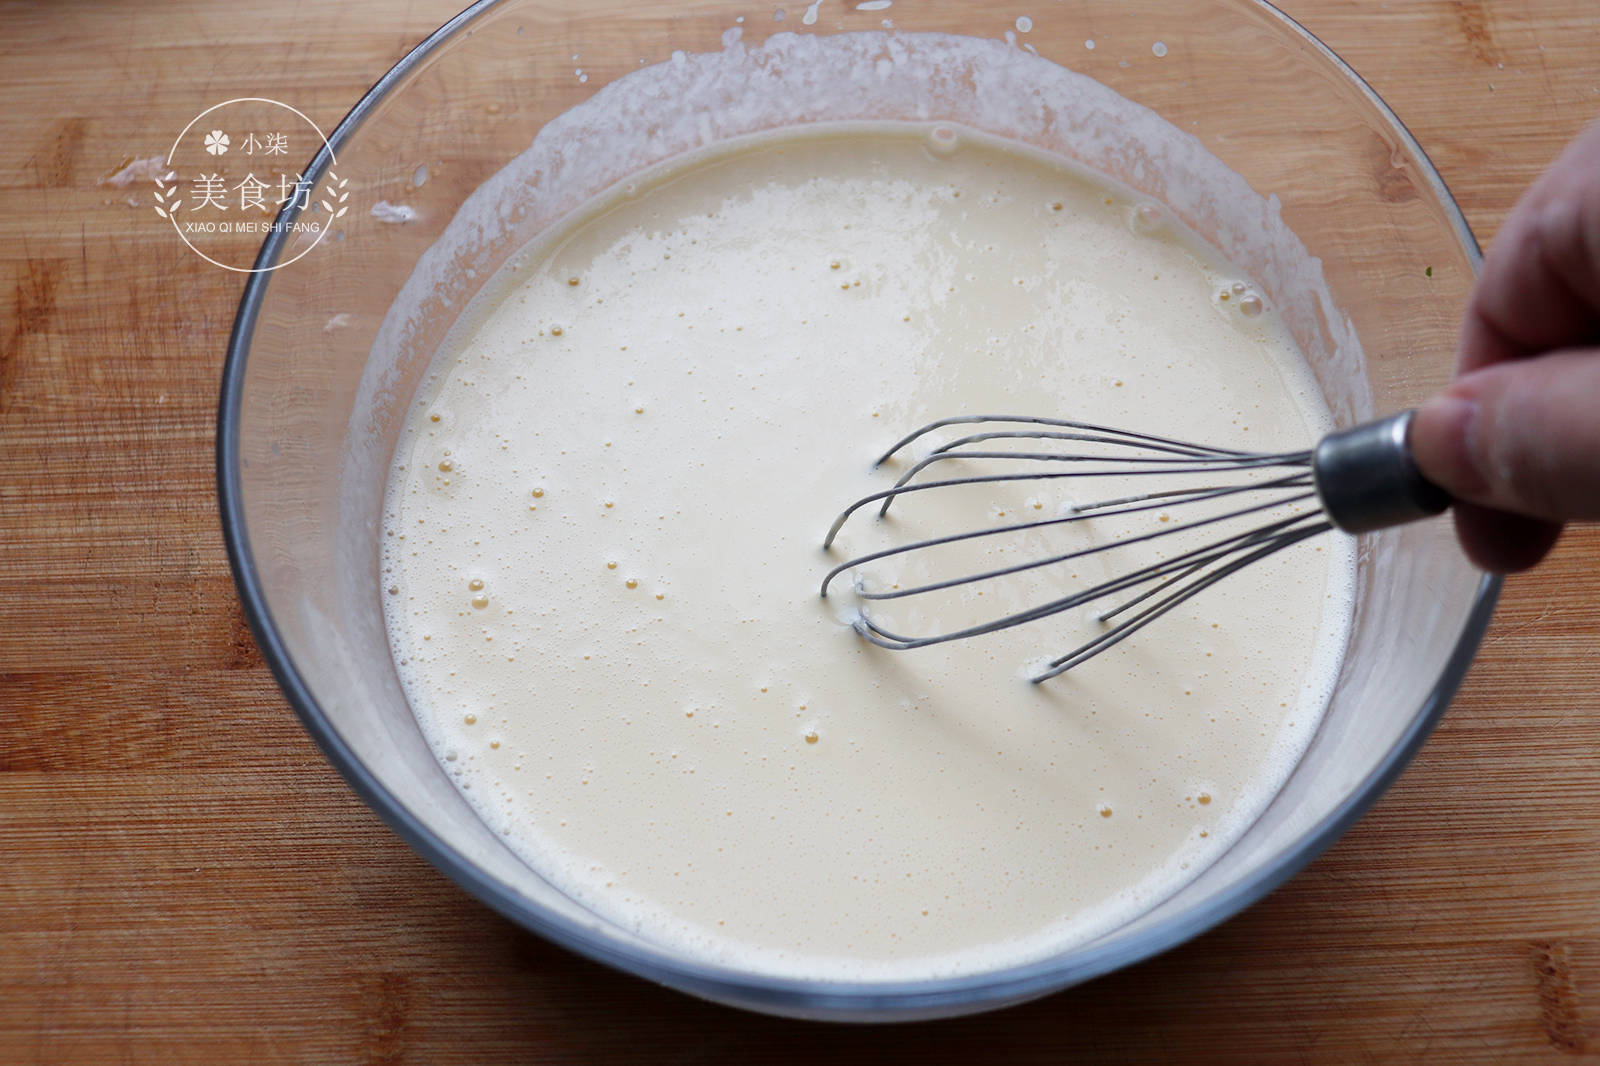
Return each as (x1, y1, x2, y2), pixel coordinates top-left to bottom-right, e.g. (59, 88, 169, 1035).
(822, 458, 1313, 551)
(1032, 517, 1333, 680)
(828, 482, 1319, 603)
(822, 414, 1334, 682)
(848, 507, 1327, 652)
(877, 446, 1312, 518)
(871, 414, 1262, 465)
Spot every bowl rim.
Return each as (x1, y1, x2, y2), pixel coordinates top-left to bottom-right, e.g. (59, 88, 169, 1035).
(216, 0, 1502, 1019)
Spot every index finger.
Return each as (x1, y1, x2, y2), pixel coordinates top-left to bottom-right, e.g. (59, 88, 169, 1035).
(1458, 116, 1600, 374)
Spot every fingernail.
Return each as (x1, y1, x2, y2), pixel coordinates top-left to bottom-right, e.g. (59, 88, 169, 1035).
(1415, 393, 1489, 496)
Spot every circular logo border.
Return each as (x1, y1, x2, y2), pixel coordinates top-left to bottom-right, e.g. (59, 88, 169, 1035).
(162, 98, 341, 274)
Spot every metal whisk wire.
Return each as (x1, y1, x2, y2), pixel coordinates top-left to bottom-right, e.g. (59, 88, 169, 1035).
(819, 415, 1334, 682)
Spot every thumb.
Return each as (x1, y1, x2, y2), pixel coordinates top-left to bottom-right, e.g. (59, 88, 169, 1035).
(1412, 347, 1600, 523)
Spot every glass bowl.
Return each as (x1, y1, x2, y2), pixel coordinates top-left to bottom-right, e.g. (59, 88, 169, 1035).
(218, 0, 1498, 1021)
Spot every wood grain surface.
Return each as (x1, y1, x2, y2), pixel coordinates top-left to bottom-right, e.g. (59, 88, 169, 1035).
(3, 1, 1599, 1061)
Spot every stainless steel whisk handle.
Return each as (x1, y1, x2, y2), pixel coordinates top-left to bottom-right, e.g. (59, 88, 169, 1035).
(1312, 409, 1452, 534)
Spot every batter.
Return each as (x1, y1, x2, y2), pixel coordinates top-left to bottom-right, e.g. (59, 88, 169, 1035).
(380, 125, 1353, 980)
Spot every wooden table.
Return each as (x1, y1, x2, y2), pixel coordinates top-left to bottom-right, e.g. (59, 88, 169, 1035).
(3, 1, 1598, 1060)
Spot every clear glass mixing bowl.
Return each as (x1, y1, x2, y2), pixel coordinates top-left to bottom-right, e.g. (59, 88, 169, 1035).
(218, 0, 1498, 1021)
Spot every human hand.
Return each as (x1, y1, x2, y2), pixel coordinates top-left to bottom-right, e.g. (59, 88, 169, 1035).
(1411, 116, 1600, 572)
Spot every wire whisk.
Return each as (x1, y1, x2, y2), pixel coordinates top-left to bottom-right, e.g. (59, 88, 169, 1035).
(820, 412, 1449, 682)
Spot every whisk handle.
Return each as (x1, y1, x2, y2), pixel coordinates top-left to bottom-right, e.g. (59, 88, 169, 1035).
(1312, 409, 1452, 534)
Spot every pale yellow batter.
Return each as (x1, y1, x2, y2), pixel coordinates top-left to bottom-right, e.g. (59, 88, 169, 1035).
(381, 125, 1353, 980)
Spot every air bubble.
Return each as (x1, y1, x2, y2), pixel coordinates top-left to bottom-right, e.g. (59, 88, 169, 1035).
(927, 125, 959, 156)
(413, 163, 429, 187)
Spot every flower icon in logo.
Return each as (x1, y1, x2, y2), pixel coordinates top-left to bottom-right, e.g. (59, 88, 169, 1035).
(203, 130, 230, 156)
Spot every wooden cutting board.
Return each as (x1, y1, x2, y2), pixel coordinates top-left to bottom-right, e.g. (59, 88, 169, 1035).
(2, 1, 1598, 1061)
